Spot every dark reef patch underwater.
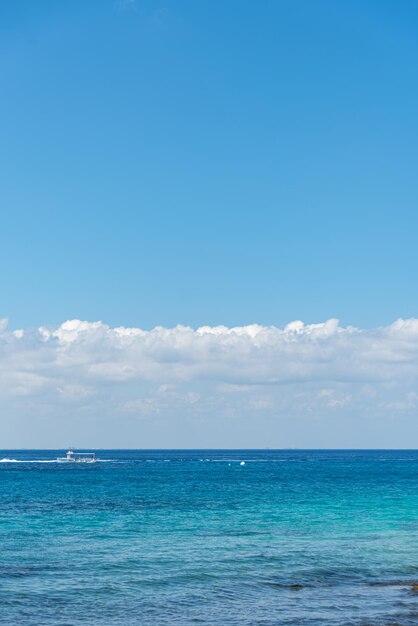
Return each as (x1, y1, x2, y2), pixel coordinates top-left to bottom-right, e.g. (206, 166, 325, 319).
(1, 449, 418, 625)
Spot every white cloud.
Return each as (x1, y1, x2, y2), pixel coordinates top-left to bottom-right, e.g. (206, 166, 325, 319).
(2, 318, 418, 447)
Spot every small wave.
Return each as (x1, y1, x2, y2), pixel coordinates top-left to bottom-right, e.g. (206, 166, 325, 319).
(0, 458, 116, 464)
(210, 458, 288, 463)
(0, 458, 59, 463)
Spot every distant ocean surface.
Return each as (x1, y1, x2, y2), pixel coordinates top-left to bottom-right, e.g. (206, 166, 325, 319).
(2, 449, 418, 625)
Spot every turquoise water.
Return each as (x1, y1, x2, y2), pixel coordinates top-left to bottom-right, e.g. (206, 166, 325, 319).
(2, 450, 418, 625)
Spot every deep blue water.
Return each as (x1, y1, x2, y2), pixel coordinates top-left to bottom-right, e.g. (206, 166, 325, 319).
(1, 449, 418, 625)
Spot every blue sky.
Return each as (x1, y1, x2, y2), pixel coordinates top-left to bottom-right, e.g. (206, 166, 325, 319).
(1, 2, 418, 447)
(1, 0, 418, 330)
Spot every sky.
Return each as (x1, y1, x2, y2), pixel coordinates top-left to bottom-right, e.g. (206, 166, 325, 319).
(1, 1, 418, 447)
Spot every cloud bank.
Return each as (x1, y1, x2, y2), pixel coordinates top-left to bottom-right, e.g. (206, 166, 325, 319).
(1, 318, 418, 447)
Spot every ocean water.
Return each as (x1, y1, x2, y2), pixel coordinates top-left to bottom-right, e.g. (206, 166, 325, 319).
(1, 450, 418, 625)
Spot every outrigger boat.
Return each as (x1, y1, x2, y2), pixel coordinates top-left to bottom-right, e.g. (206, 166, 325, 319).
(57, 450, 96, 463)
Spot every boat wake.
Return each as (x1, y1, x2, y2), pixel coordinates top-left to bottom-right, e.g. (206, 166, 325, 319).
(0, 458, 59, 463)
(0, 458, 115, 463)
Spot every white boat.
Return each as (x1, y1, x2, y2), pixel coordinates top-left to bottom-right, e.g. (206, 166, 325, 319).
(57, 450, 96, 463)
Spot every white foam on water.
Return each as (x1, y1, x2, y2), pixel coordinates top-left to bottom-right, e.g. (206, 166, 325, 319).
(0, 458, 116, 463)
(0, 458, 59, 463)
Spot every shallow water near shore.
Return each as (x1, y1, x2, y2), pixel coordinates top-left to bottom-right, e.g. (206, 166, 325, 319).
(1, 449, 418, 625)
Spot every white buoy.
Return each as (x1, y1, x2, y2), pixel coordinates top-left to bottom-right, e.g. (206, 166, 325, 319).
(240, 461, 245, 466)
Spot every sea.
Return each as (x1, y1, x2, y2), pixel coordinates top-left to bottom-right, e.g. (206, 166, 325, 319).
(1, 449, 418, 625)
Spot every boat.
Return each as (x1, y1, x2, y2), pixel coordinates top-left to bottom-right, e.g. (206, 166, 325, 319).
(57, 450, 96, 463)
